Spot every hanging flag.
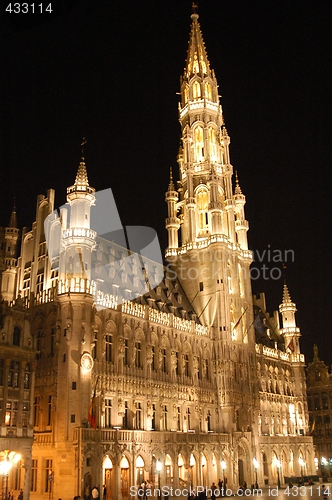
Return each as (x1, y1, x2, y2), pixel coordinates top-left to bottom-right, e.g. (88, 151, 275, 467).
(88, 378, 99, 430)
(310, 417, 316, 435)
(232, 307, 248, 331)
(253, 314, 265, 335)
(287, 339, 295, 353)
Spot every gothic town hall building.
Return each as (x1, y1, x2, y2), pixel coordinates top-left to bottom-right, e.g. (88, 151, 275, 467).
(0, 11, 315, 500)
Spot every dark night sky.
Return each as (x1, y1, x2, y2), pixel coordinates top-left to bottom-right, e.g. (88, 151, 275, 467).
(1, 0, 331, 366)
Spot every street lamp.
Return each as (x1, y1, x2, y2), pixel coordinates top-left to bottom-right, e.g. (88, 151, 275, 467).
(156, 459, 162, 500)
(221, 460, 226, 495)
(0, 451, 21, 500)
(275, 459, 281, 488)
(253, 458, 259, 488)
(321, 457, 328, 480)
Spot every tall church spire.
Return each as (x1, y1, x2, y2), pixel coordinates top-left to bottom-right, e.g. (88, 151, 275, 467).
(166, 11, 252, 332)
(184, 11, 212, 80)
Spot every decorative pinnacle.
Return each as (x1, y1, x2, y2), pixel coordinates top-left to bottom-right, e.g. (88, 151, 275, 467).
(81, 137, 87, 160)
(313, 344, 319, 362)
(168, 167, 175, 191)
(192, 2, 198, 14)
(234, 171, 242, 195)
(8, 197, 18, 228)
(282, 282, 292, 304)
(67, 138, 95, 197)
(186, 6, 211, 79)
(74, 137, 90, 188)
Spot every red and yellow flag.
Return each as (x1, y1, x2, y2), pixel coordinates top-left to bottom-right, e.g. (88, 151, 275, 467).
(88, 378, 98, 430)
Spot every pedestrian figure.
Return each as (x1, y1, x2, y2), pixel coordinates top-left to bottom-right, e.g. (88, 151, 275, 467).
(103, 485, 106, 500)
(211, 483, 217, 500)
(91, 486, 99, 499)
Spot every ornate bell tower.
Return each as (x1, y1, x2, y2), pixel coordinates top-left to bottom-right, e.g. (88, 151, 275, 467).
(165, 11, 252, 338)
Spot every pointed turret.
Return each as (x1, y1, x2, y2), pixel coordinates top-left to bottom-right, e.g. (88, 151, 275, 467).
(279, 282, 301, 356)
(1, 200, 20, 301)
(233, 172, 249, 250)
(184, 11, 212, 80)
(165, 167, 180, 253)
(67, 159, 95, 201)
(58, 144, 96, 292)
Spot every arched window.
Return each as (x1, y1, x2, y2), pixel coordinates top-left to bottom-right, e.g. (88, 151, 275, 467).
(13, 326, 21, 346)
(135, 341, 142, 368)
(193, 81, 201, 99)
(24, 363, 30, 389)
(8, 361, 20, 388)
(208, 128, 217, 160)
(183, 85, 189, 103)
(105, 333, 113, 362)
(195, 126, 204, 161)
(193, 56, 199, 74)
(197, 189, 209, 231)
(205, 82, 212, 99)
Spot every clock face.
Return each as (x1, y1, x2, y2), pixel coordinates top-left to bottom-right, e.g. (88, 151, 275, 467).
(81, 352, 94, 371)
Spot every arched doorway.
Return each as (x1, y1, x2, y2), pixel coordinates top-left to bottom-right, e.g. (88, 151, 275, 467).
(165, 454, 173, 485)
(84, 472, 93, 500)
(120, 456, 129, 499)
(103, 455, 113, 500)
(136, 455, 145, 486)
(178, 454, 185, 485)
(189, 454, 196, 488)
(237, 445, 248, 487)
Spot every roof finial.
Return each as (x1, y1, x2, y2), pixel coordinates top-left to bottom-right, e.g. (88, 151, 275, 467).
(234, 171, 242, 195)
(313, 344, 319, 361)
(81, 137, 87, 160)
(192, 2, 198, 14)
(168, 167, 175, 191)
(8, 197, 18, 228)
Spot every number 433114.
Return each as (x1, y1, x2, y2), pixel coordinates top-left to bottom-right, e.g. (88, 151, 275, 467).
(6, 3, 53, 13)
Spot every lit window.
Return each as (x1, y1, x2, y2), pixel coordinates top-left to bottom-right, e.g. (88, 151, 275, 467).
(197, 190, 209, 231)
(193, 81, 201, 99)
(205, 82, 212, 99)
(195, 126, 204, 161)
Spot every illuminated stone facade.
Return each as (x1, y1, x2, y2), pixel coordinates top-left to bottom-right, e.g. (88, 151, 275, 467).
(307, 346, 332, 478)
(0, 10, 315, 500)
(0, 215, 37, 498)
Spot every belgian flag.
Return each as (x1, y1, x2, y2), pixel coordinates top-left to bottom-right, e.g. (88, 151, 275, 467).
(88, 378, 99, 430)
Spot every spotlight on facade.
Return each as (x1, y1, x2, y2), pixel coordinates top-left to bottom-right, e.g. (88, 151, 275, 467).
(253, 458, 259, 486)
(156, 460, 162, 500)
(275, 459, 281, 488)
(221, 460, 226, 486)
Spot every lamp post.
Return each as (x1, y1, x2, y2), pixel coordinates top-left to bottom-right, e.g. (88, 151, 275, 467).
(0, 451, 21, 500)
(253, 458, 258, 488)
(275, 459, 281, 488)
(221, 460, 226, 496)
(156, 459, 162, 500)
